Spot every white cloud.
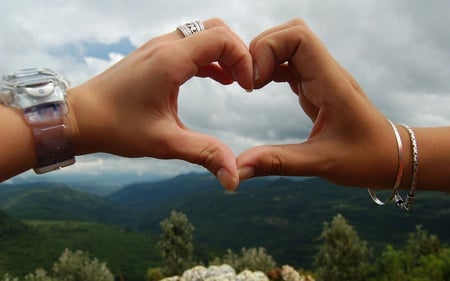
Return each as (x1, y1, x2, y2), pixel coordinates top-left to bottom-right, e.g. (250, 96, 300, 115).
(84, 52, 125, 76)
(2, 0, 450, 183)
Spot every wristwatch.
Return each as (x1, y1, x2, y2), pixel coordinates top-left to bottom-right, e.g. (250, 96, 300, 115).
(0, 68, 75, 174)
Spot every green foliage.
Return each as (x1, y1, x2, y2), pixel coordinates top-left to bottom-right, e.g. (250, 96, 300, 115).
(413, 249, 450, 281)
(146, 267, 164, 281)
(1, 249, 113, 281)
(375, 226, 450, 281)
(0, 185, 134, 226)
(406, 225, 442, 258)
(2, 177, 450, 279)
(0, 221, 160, 280)
(0, 210, 28, 238)
(134, 176, 450, 268)
(52, 249, 114, 281)
(313, 214, 373, 281)
(0, 274, 19, 281)
(158, 210, 195, 276)
(210, 247, 276, 273)
(23, 269, 54, 281)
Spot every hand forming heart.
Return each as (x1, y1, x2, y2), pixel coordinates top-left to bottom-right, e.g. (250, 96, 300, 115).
(66, 18, 402, 191)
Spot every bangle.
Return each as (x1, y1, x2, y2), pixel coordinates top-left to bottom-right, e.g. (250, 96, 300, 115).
(367, 119, 404, 205)
(394, 124, 419, 211)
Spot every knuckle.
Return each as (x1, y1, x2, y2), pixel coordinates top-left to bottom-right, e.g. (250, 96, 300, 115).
(208, 18, 226, 28)
(197, 143, 224, 173)
(288, 18, 307, 27)
(287, 19, 313, 38)
(268, 147, 283, 175)
(252, 146, 284, 176)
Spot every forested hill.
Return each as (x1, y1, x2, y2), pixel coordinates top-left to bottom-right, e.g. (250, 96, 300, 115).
(0, 209, 28, 237)
(107, 173, 272, 211)
(0, 183, 135, 225)
(108, 174, 450, 266)
(1, 174, 449, 268)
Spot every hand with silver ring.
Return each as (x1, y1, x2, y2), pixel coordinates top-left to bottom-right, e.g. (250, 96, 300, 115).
(236, 19, 403, 189)
(62, 19, 252, 189)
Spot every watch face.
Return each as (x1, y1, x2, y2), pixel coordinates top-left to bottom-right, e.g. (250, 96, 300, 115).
(25, 81, 55, 98)
(1, 68, 68, 108)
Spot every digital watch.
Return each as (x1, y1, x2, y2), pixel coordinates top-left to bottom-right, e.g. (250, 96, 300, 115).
(0, 68, 75, 173)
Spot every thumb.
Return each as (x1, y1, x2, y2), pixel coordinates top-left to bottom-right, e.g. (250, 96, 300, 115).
(236, 142, 322, 181)
(168, 129, 239, 190)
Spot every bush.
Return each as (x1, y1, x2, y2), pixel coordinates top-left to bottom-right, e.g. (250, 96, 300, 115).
(23, 269, 54, 281)
(52, 248, 114, 281)
(147, 267, 164, 281)
(375, 226, 450, 281)
(1, 249, 114, 281)
(211, 247, 276, 273)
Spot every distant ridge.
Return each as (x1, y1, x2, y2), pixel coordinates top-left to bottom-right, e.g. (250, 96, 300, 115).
(1, 174, 449, 268)
(107, 172, 274, 211)
(111, 174, 450, 267)
(0, 183, 134, 225)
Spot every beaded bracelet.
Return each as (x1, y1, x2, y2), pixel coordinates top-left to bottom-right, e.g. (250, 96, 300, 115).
(395, 124, 419, 211)
(367, 120, 404, 205)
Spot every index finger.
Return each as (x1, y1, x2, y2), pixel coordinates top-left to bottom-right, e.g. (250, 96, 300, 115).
(250, 19, 330, 85)
(172, 19, 254, 90)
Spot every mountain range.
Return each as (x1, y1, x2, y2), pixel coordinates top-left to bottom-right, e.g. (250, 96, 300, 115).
(1, 173, 449, 269)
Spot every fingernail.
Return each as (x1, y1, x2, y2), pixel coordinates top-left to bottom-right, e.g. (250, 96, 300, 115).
(239, 166, 254, 181)
(217, 168, 238, 191)
(253, 62, 260, 82)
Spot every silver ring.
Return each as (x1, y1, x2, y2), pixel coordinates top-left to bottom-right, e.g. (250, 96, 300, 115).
(177, 20, 205, 37)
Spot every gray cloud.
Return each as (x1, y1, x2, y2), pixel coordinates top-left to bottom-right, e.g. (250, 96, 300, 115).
(2, 0, 450, 183)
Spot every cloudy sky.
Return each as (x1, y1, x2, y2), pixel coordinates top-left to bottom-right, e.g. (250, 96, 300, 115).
(2, 0, 450, 184)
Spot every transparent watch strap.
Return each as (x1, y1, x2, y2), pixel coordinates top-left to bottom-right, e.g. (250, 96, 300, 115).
(24, 102, 75, 174)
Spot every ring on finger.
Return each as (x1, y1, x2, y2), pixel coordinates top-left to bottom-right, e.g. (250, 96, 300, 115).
(177, 20, 205, 37)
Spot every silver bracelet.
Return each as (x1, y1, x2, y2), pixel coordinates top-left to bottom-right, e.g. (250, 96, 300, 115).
(367, 120, 404, 205)
(395, 124, 419, 211)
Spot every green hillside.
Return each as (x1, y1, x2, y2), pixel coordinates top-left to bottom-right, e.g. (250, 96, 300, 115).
(107, 173, 230, 211)
(1, 175, 449, 274)
(124, 176, 450, 267)
(0, 219, 160, 280)
(0, 209, 29, 238)
(0, 183, 135, 225)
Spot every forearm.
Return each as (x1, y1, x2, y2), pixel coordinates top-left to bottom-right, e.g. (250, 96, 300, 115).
(0, 106, 37, 181)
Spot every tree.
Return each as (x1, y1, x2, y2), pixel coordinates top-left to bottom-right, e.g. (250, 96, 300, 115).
(158, 210, 195, 276)
(406, 225, 441, 259)
(313, 214, 372, 281)
(376, 225, 450, 281)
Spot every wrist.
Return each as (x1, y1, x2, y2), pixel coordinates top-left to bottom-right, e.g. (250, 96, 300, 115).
(0, 105, 37, 180)
(67, 83, 113, 156)
(66, 86, 95, 156)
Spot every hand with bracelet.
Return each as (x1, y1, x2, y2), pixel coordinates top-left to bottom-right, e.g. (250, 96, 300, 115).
(0, 18, 253, 190)
(237, 19, 450, 204)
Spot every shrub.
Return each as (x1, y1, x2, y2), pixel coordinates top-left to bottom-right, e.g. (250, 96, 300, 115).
(211, 247, 276, 273)
(1, 249, 114, 281)
(52, 249, 114, 281)
(147, 267, 164, 281)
